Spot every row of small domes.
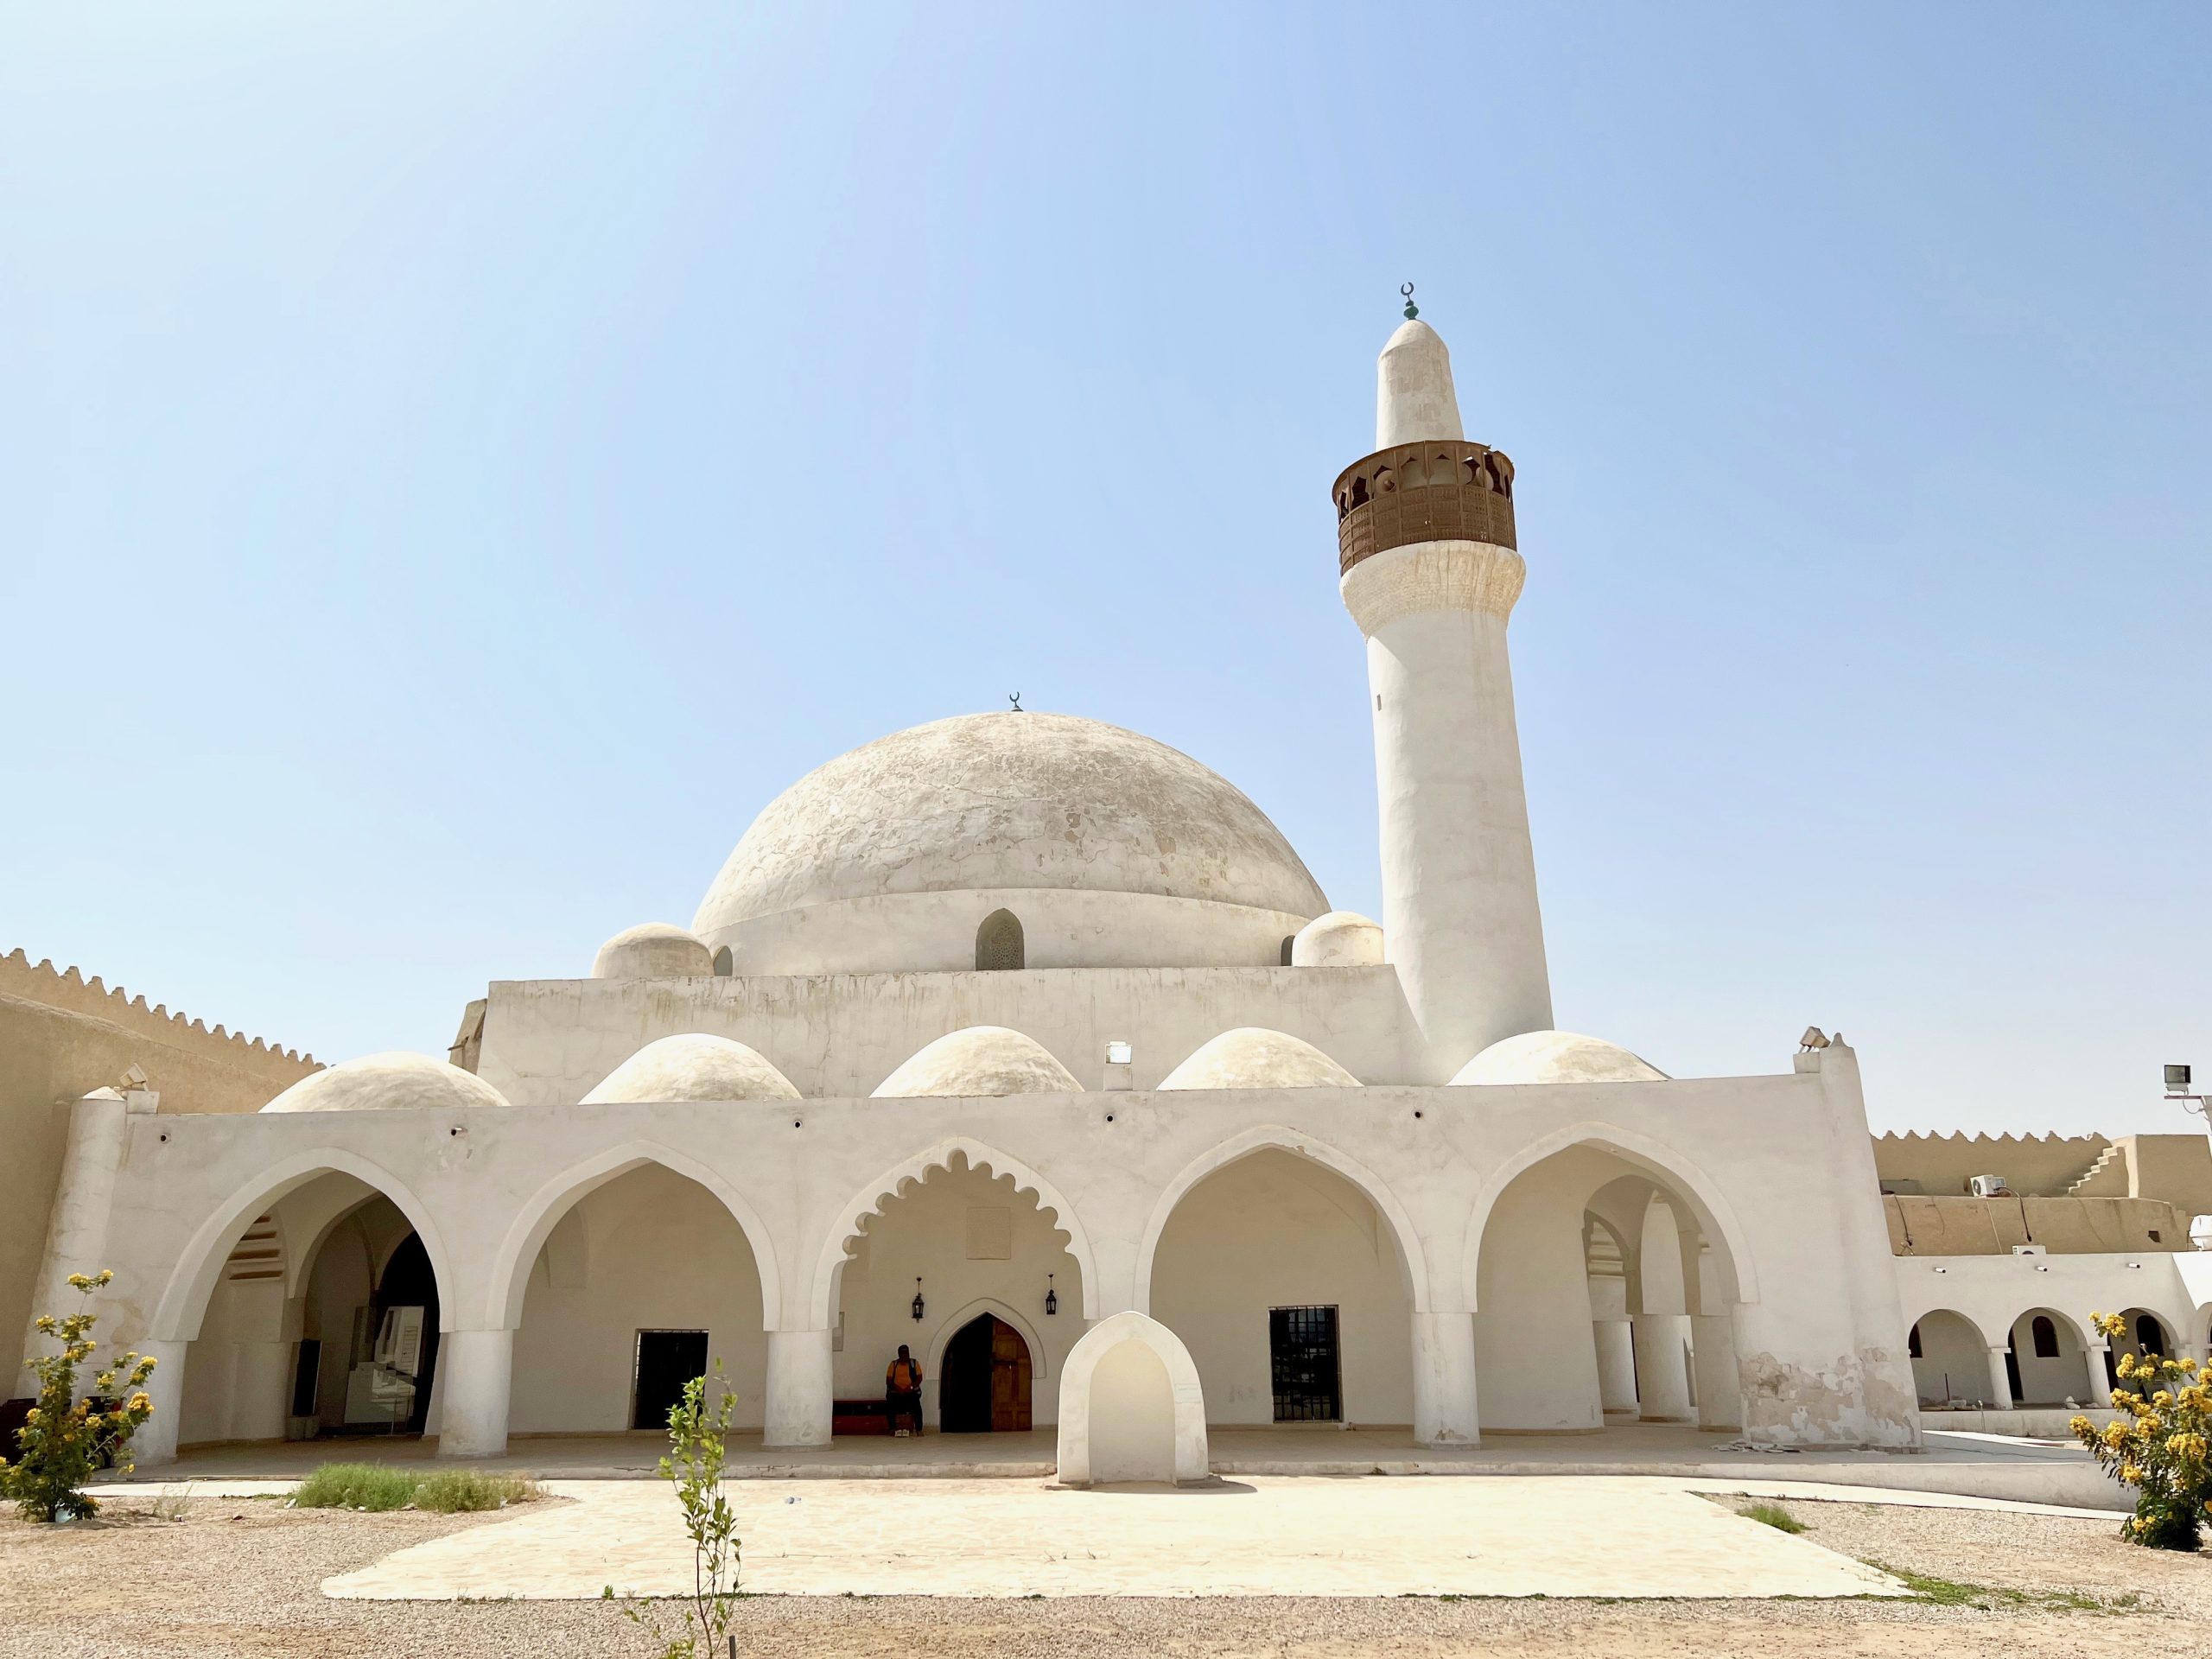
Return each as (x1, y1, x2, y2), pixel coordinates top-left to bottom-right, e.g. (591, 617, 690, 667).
(260, 1026, 1664, 1113)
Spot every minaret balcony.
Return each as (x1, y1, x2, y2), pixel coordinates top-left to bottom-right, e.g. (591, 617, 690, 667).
(1333, 442, 1517, 575)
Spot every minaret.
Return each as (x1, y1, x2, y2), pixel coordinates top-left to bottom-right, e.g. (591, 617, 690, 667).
(1336, 301, 1553, 1081)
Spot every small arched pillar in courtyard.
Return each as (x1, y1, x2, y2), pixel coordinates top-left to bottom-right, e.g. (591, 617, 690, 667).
(1056, 1311, 1208, 1486)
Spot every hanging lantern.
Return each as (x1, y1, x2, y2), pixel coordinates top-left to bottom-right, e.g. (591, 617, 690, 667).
(911, 1277, 925, 1321)
(1045, 1273, 1058, 1317)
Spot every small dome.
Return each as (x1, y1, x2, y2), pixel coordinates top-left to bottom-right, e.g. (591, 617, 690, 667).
(582, 1034, 799, 1104)
(593, 923, 712, 980)
(872, 1027, 1082, 1098)
(261, 1052, 510, 1114)
(1290, 911, 1383, 968)
(1451, 1030, 1668, 1086)
(1158, 1027, 1359, 1090)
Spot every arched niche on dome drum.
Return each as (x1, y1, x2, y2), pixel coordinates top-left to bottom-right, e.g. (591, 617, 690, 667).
(1279, 935, 1295, 967)
(712, 946, 734, 976)
(976, 909, 1025, 971)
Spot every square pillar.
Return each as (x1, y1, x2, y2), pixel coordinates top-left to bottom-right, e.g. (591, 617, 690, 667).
(126, 1338, 189, 1466)
(1410, 1311, 1479, 1446)
(764, 1329, 833, 1447)
(1630, 1314, 1694, 1423)
(435, 1328, 513, 1459)
(1984, 1345, 2014, 1411)
(1592, 1319, 1637, 1417)
(1691, 1313, 1740, 1431)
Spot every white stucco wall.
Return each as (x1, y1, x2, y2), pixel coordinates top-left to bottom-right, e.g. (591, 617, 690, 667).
(704, 890, 1314, 977)
(1891, 1249, 2212, 1410)
(79, 1043, 1923, 1459)
(475, 966, 1421, 1103)
(1149, 1148, 1413, 1426)
(508, 1165, 769, 1433)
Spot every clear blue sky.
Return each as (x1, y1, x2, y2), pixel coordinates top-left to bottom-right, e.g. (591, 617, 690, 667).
(3, 5, 2205, 1134)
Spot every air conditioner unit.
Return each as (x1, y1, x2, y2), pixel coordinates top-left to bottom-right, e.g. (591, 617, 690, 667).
(2012, 1244, 2046, 1257)
(1969, 1174, 2012, 1198)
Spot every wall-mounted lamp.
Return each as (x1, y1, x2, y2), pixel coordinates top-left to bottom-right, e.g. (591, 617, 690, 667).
(1046, 1273, 1058, 1317)
(911, 1277, 925, 1321)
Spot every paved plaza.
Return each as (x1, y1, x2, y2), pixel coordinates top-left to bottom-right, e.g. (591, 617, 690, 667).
(313, 1475, 1923, 1600)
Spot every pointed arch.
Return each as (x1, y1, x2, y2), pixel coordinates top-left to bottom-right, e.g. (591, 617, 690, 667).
(485, 1140, 783, 1332)
(922, 1296, 1052, 1384)
(150, 1147, 455, 1342)
(810, 1135, 1098, 1327)
(1462, 1121, 1759, 1311)
(1132, 1123, 1431, 1314)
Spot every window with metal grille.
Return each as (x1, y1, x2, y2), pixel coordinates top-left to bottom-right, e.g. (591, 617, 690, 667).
(976, 909, 1024, 970)
(1268, 1305, 1342, 1422)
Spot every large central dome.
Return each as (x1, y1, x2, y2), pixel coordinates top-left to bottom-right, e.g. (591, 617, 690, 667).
(693, 713, 1326, 975)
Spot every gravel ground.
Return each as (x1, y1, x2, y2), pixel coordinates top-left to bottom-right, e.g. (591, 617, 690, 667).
(2, 1492, 2208, 1658)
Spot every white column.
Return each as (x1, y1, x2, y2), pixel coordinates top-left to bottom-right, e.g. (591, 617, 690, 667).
(435, 1329, 513, 1459)
(1691, 1313, 1739, 1431)
(17, 1090, 133, 1396)
(127, 1338, 189, 1466)
(1410, 1311, 1479, 1446)
(1340, 317, 1553, 1081)
(764, 1329, 833, 1447)
(1630, 1314, 1694, 1422)
(1593, 1319, 1637, 1416)
(1353, 571, 1552, 1079)
(1985, 1345, 2015, 1410)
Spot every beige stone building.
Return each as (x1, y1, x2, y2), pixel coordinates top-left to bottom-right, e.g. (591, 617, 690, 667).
(2, 949, 317, 1388)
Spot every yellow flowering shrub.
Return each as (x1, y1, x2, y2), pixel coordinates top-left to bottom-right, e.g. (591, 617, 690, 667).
(2070, 1311, 2212, 1550)
(0, 1272, 159, 1522)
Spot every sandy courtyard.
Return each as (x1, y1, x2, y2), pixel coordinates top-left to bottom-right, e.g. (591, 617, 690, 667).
(2, 1480, 2206, 1658)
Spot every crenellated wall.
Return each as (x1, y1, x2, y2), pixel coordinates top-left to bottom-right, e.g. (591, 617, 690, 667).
(1872, 1131, 2109, 1198)
(2, 948, 320, 1387)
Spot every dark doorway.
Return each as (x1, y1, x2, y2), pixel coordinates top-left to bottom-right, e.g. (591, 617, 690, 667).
(939, 1314, 1033, 1433)
(372, 1233, 440, 1435)
(1268, 1305, 1342, 1422)
(632, 1330, 709, 1431)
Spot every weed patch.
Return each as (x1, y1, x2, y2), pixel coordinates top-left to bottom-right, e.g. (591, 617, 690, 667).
(1738, 1502, 1807, 1534)
(293, 1463, 423, 1512)
(414, 1470, 539, 1513)
(1866, 1562, 2139, 1613)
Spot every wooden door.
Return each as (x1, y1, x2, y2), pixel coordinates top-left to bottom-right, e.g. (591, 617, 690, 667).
(988, 1318, 1033, 1432)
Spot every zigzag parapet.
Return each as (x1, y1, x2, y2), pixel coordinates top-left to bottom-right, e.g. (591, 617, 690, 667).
(1, 946, 321, 1076)
(1871, 1128, 2109, 1198)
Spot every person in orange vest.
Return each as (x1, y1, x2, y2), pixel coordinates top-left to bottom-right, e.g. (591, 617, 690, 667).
(885, 1344, 924, 1436)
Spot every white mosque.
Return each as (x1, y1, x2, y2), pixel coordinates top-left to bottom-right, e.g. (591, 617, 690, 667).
(23, 307, 2205, 1484)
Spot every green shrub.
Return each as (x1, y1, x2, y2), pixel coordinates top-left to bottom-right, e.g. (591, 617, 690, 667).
(1738, 1501, 1807, 1534)
(415, 1469, 539, 1512)
(293, 1462, 423, 1512)
(0, 1271, 159, 1522)
(2071, 1313, 2212, 1550)
(604, 1359, 742, 1658)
